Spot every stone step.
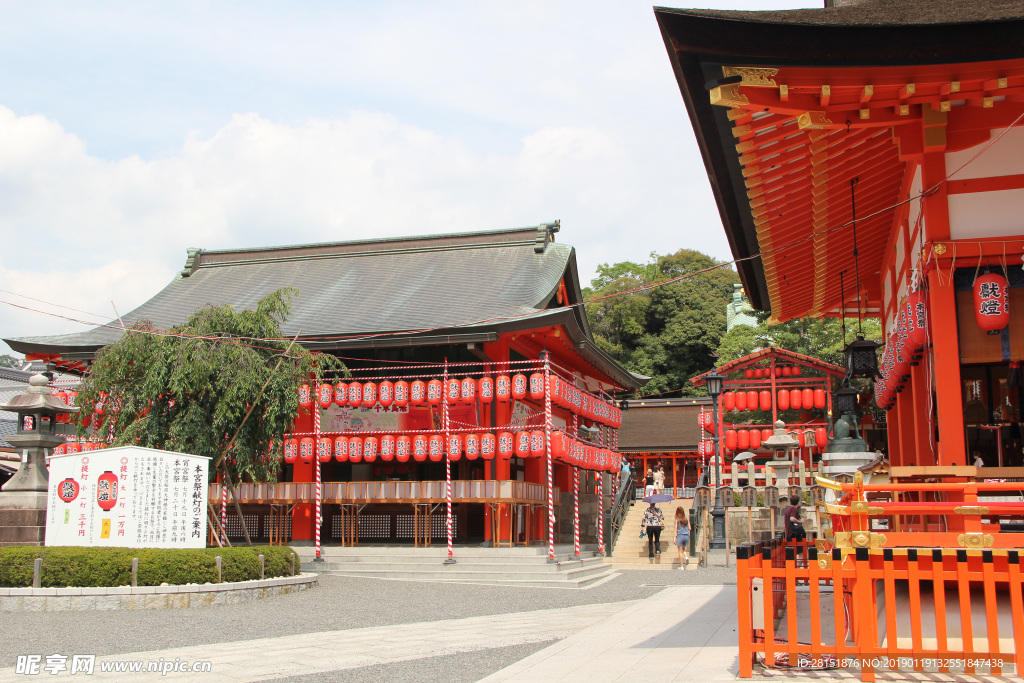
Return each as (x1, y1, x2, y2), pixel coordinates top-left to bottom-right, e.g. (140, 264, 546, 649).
(304, 557, 606, 573)
(315, 563, 614, 587)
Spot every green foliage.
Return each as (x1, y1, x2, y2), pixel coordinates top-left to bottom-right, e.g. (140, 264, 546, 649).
(75, 288, 345, 483)
(0, 354, 21, 368)
(0, 546, 300, 587)
(585, 250, 739, 397)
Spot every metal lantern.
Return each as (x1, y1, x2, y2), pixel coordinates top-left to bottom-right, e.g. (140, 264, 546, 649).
(843, 334, 881, 379)
(835, 385, 859, 416)
(704, 371, 724, 400)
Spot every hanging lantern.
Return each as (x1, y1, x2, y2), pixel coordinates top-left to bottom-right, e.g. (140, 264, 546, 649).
(284, 438, 298, 463)
(460, 377, 476, 404)
(478, 376, 494, 403)
(298, 384, 313, 409)
(396, 435, 411, 462)
(843, 335, 882, 379)
(480, 433, 496, 460)
(753, 368, 763, 379)
(749, 429, 761, 450)
(464, 433, 480, 460)
(428, 434, 444, 462)
(65, 442, 81, 455)
(529, 373, 544, 401)
(758, 390, 772, 412)
(974, 272, 1010, 334)
(746, 390, 758, 411)
(782, 366, 792, 377)
(723, 392, 736, 412)
(334, 382, 349, 407)
(410, 380, 427, 405)
(790, 388, 803, 410)
(725, 429, 737, 451)
(95, 393, 107, 417)
(334, 436, 348, 462)
(348, 382, 363, 408)
(530, 430, 545, 458)
(427, 379, 443, 405)
(515, 431, 531, 458)
(413, 434, 428, 462)
(380, 434, 395, 461)
(813, 388, 826, 410)
(447, 434, 462, 461)
(53, 444, 66, 456)
(792, 366, 802, 377)
(317, 383, 333, 410)
(378, 381, 394, 408)
(348, 437, 363, 463)
(511, 374, 527, 400)
(737, 429, 750, 450)
(735, 391, 747, 411)
(446, 378, 461, 404)
(835, 385, 859, 417)
(761, 428, 773, 441)
(96, 471, 118, 512)
(777, 389, 790, 411)
(497, 431, 514, 459)
(815, 427, 828, 451)
(362, 382, 378, 408)
(299, 437, 314, 461)
(550, 430, 565, 461)
(317, 437, 332, 462)
(496, 375, 511, 402)
(801, 388, 814, 409)
(743, 368, 754, 379)
(907, 289, 929, 349)
(394, 380, 410, 408)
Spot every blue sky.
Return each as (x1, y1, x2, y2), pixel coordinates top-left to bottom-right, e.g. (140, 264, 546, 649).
(0, 1, 817, 354)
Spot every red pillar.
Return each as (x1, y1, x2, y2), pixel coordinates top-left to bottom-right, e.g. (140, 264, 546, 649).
(291, 405, 314, 540)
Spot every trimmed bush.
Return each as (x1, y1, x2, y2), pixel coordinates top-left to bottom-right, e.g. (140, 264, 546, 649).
(0, 546, 300, 588)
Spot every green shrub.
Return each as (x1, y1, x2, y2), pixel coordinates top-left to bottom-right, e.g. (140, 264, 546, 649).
(0, 546, 300, 587)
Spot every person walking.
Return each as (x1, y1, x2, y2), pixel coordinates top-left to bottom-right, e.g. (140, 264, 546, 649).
(641, 501, 665, 558)
(782, 494, 806, 542)
(644, 469, 655, 497)
(674, 506, 690, 569)
(653, 467, 665, 494)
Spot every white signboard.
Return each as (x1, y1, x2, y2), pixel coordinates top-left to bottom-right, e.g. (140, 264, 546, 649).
(45, 446, 210, 549)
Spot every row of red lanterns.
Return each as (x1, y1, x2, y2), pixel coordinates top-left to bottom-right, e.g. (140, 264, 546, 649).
(741, 365, 803, 379)
(716, 388, 826, 413)
(53, 441, 108, 455)
(549, 376, 622, 428)
(874, 288, 930, 410)
(282, 429, 618, 472)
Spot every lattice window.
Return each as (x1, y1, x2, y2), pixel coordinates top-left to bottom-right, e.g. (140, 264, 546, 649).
(224, 514, 260, 539)
(358, 514, 391, 539)
(395, 514, 415, 539)
(432, 514, 455, 538)
(264, 513, 291, 538)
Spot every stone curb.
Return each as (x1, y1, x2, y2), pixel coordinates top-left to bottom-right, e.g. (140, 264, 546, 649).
(0, 573, 318, 611)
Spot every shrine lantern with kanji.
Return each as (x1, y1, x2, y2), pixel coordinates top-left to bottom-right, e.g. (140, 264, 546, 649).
(515, 430, 531, 458)
(512, 374, 527, 400)
(550, 430, 565, 461)
(299, 437, 314, 461)
(394, 380, 410, 407)
(380, 434, 395, 461)
(974, 272, 1010, 334)
(96, 471, 118, 512)
(480, 432, 496, 460)
(447, 434, 462, 461)
(396, 435, 411, 462)
(362, 382, 378, 408)
(495, 375, 511, 402)
(378, 381, 394, 408)
(907, 289, 929, 348)
(334, 436, 348, 462)
(348, 437, 363, 463)
(497, 431, 514, 459)
(284, 437, 298, 463)
(445, 378, 461, 404)
(529, 373, 544, 401)
(460, 377, 476, 404)
(317, 383, 333, 410)
(334, 382, 349, 407)
(530, 430, 545, 458)
(427, 379, 443, 405)
(464, 433, 479, 460)
(348, 382, 363, 408)
(410, 380, 427, 405)
(478, 376, 494, 403)
(298, 384, 313, 409)
(413, 434, 428, 462)
(428, 434, 444, 462)
(317, 437, 332, 462)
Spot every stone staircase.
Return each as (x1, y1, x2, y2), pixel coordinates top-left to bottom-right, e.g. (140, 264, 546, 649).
(292, 544, 616, 588)
(604, 499, 700, 570)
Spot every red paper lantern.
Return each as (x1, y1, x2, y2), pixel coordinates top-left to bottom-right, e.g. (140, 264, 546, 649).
(394, 380, 409, 407)
(529, 373, 544, 401)
(790, 388, 803, 410)
(762, 428, 772, 441)
(348, 382, 363, 408)
(515, 431, 531, 458)
(299, 437, 314, 461)
(480, 433, 496, 460)
(284, 438, 298, 463)
(460, 377, 476, 404)
(907, 289, 929, 348)
(749, 429, 761, 450)
(53, 444, 66, 456)
(782, 366, 792, 377)
(758, 390, 772, 412)
(478, 376, 494, 403)
(362, 382, 378, 408)
(334, 436, 348, 462)
(447, 434, 462, 461)
(348, 437, 363, 463)
(413, 434, 428, 462)
(96, 471, 118, 512)
(974, 272, 1010, 334)
(735, 391, 747, 411)
(512, 374, 527, 400)
(725, 429, 737, 451)
(428, 434, 444, 462)
(737, 429, 750, 450)
(754, 368, 763, 379)
(497, 431, 514, 459)
(57, 477, 79, 503)
(530, 430, 545, 458)
(777, 389, 790, 411)
(396, 436, 411, 462)
(446, 378, 461, 404)
(317, 437, 332, 462)
(378, 381, 394, 408)
(723, 392, 736, 412)
(464, 433, 479, 460)
(815, 427, 828, 450)
(334, 382, 348, 407)
(746, 391, 758, 411)
(743, 368, 753, 379)
(427, 380, 443, 405)
(496, 375, 511, 402)
(95, 393, 107, 417)
(813, 388, 826, 410)
(317, 383, 333, 410)
(380, 434, 395, 461)
(66, 442, 81, 454)
(410, 380, 427, 405)
(298, 384, 313, 409)
(550, 430, 565, 461)
(792, 366, 802, 377)
(802, 388, 814, 409)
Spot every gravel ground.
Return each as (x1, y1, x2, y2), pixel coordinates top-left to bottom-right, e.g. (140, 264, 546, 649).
(261, 641, 557, 683)
(0, 568, 734, 667)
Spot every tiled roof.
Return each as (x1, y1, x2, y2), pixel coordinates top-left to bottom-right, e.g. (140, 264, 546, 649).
(617, 398, 711, 452)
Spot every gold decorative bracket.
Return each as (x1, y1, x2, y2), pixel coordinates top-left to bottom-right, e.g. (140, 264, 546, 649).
(957, 533, 995, 548)
(722, 66, 779, 87)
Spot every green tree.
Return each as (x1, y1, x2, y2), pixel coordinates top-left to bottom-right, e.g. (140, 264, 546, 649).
(75, 288, 345, 485)
(585, 250, 739, 397)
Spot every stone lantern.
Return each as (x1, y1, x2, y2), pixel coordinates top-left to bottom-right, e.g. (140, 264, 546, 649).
(0, 374, 79, 546)
(762, 420, 799, 487)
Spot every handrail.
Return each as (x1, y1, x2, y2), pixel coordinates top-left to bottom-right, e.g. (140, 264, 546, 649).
(605, 470, 634, 557)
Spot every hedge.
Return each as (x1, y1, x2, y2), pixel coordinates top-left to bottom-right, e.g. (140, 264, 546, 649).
(0, 546, 300, 588)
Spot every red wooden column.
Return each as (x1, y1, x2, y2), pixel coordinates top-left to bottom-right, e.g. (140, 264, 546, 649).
(291, 404, 315, 540)
(921, 150, 966, 466)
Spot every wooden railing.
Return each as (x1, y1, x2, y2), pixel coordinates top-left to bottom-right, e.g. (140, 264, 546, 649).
(210, 480, 558, 506)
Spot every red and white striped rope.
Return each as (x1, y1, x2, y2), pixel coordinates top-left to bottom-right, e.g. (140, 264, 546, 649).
(314, 381, 322, 561)
(573, 467, 580, 558)
(220, 484, 227, 540)
(544, 354, 554, 562)
(596, 473, 604, 555)
(444, 362, 453, 562)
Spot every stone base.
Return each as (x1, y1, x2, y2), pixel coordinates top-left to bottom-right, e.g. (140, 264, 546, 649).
(0, 491, 47, 546)
(821, 451, 876, 479)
